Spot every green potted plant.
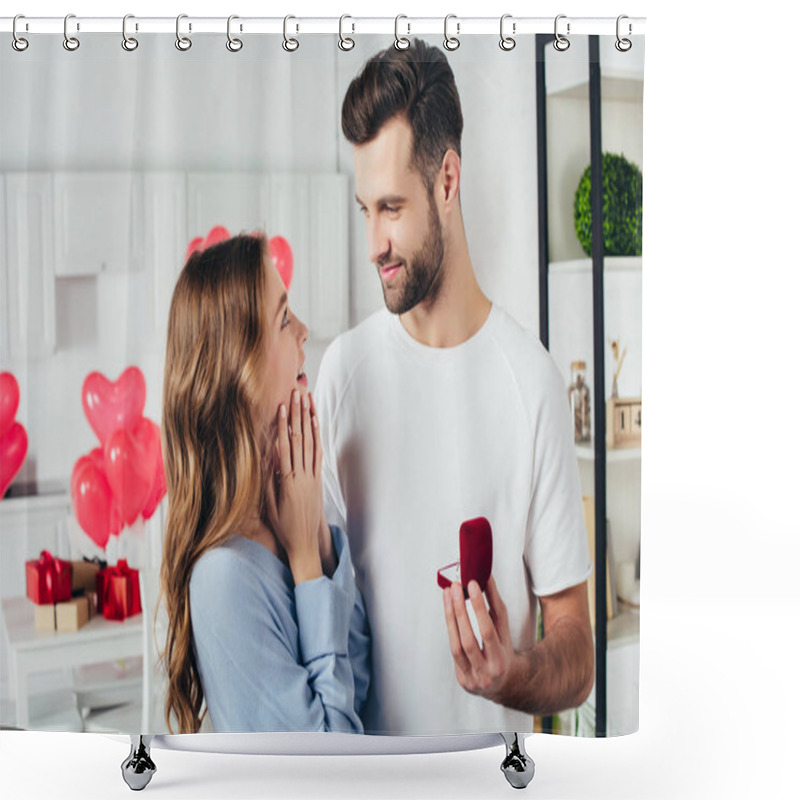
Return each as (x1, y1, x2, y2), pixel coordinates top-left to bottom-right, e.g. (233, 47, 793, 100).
(574, 152, 643, 256)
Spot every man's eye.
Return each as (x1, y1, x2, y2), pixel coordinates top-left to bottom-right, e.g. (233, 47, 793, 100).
(385, 206, 399, 214)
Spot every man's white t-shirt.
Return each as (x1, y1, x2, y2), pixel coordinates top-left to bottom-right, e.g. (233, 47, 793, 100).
(314, 304, 592, 735)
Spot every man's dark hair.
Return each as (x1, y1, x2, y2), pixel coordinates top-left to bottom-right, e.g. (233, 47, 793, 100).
(341, 38, 463, 194)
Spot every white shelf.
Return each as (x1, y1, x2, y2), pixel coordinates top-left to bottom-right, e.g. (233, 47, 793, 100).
(549, 75, 644, 102)
(545, 35, 645, 101)
(608, 605, 639, 648)
(550, 255, 642, 274)
(576, 443, 640, 462)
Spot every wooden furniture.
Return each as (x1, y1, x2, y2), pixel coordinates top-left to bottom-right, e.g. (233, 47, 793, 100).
(1, 595, 142, 730)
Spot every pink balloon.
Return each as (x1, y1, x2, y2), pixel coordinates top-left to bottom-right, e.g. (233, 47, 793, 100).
(141, 420, 166, 521)
(0, 372, 20, 440)
(71, 454, 94, 498)
(104, 419, 158, 526)
(88, 446, 106, 471)
(185, 226, 232, 262)
(71, 459, 112, 549)
(204, 225, 230, 249)
(109, 499, 124, 537)
(270, 236, 294, 290)
(70, 447, 108, 506)
(185, 236, 204, 262)
(0, 422, 27, 498)
(82, 367, 146, 446)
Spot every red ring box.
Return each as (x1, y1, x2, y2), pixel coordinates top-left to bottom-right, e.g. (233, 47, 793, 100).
(437, 517, 493, 597)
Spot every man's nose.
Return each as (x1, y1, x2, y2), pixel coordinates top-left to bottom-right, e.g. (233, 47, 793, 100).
(367, 217, 390, 265)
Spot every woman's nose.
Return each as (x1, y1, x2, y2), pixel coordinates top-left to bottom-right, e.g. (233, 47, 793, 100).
(297, 317, 309, 345)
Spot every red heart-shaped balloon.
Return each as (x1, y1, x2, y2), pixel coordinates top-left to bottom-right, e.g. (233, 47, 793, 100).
(204, 225, 230, 249)
(71, 459, 112, 549)
(104, 419, 158, 526)
(71, 447, 109, 506)
(109, 498, 124, 537)
(140, 420, 166, 521)
(82, 367, 146, 446)
(0, 372, 20, 440)
(185, 226, 232, 262)
(185, 235, 204, 263)
(269, 236, 294, 290)
(0, 422, 27, 498)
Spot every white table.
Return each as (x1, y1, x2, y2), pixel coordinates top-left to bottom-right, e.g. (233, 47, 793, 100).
(2, 596, 143, 730)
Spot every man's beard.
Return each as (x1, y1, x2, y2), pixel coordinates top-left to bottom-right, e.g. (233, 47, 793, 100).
(381, 198, 445, 315)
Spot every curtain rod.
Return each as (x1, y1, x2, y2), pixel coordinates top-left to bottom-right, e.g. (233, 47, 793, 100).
(0, 16, 646, 37)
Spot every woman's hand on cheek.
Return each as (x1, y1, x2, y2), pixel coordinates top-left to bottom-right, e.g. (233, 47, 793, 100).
(265, 390, 323, 584)
(307, 392, 336, 576)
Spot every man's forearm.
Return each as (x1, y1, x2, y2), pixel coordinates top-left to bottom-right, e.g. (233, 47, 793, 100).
(498, 616, 595, 716)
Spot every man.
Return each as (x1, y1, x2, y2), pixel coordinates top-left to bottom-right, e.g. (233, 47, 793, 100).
(314, 39, 594, 735)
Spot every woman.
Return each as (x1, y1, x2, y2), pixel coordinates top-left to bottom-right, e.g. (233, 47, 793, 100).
(160, 233, 369, 734)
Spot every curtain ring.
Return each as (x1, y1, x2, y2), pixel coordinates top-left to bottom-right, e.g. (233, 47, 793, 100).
(122, 14, 138, 51)
(63, 13, 80, 51)
(554, 14, 570, 51)
(444, 14, 460, 51)
(338, 14, 355, 51)
(12, 15, 29, 52)
(176, 14, 192, 51)
(499, 14, 515, 51)
(283, 15, 299, 52)
(394, 15, 410, 51)
(226, 15, 243, 52)
(615, 15, 632, 52)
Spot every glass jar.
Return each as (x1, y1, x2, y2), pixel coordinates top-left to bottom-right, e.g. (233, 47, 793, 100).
(568, 361, 591, 443)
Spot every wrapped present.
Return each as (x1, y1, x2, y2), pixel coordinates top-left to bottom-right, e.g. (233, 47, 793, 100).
(71, 556, 106, 594)
(99, 560, 142, 621)
(55, 596, 92, 632)
(25, 550, 72, 605)
(34, 603, 57, 633)
(84, 590, 98, 617)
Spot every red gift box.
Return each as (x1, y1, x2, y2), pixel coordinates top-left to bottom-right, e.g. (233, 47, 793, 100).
(25, 550, 72, 605)
(98, 560, 142, 621)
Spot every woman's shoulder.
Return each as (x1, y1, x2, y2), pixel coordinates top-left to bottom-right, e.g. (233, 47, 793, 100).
(189, 536, 294, 634)
(190, 536, 288, 604)
(191, 536, 254, 584)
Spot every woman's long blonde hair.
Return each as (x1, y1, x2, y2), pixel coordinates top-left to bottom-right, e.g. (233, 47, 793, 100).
(160, 233, 273, 733)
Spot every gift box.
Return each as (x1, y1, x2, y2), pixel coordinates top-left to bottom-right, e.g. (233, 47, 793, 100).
(34, 603, 58, 633)
(98, 560, 142, 621)
(25, 550, 72, 605)
(71, 557, 106, 594)
(84, 590, 98, 617)
(55, 596, 92, 632)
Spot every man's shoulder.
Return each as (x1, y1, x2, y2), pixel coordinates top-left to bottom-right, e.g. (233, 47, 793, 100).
(317, 309, 389, 390)
(489, 306, 558, 371)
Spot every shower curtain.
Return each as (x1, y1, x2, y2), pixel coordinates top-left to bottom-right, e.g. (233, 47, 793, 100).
(0, 18, 643, 741)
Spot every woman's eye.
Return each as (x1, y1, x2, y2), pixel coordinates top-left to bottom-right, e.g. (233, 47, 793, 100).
(281, 308, 290, 329)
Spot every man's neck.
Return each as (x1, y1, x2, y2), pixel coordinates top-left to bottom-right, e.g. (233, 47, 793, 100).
(399, 250, 491, 349)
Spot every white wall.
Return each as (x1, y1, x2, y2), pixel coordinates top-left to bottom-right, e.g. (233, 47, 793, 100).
(1, 34, 642, 490)
(1, 33, 548, 487)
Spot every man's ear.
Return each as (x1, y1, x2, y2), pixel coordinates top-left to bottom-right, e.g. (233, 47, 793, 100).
(440, 149, 461, 208)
